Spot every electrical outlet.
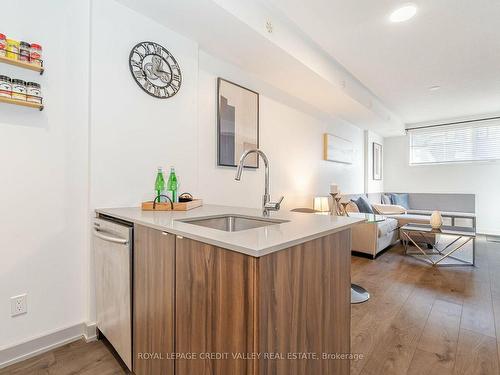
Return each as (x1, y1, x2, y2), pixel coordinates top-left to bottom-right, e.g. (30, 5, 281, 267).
(10, 294, 27, 317)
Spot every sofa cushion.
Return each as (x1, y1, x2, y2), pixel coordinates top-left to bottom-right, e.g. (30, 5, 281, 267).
(391, 193, 410, 209)
(373, 204, 407, 215)
(345, 201, 360, 213)
(352, 196, 374, 214)
(378, 218, 398, 237)
(381, 194, 392, 205)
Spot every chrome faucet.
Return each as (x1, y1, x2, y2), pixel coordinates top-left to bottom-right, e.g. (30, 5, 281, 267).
(235, 149, 284, 216)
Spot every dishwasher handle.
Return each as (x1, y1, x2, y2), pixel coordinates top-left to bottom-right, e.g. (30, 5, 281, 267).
(93, 229, 129, 245)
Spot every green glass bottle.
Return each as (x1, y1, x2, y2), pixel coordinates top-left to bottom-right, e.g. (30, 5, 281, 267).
(167, 166, 178, 203)
(154, 167, 165, 202)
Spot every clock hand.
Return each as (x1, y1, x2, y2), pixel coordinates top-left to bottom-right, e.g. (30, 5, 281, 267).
(152, 56, 172, 83)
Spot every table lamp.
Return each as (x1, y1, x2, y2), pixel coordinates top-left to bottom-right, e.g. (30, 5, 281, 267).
(313, 196, 330, 213)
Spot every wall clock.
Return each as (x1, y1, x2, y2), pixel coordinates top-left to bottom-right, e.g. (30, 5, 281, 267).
(129, 41, 182, 99)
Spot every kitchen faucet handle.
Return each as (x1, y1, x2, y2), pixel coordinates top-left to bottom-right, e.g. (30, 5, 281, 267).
(264, 196, 285, 212)
(276, 196, 285, 209)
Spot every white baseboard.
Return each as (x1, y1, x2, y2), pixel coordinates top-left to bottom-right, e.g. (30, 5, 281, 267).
(0, 321, 97, 369)
(84, 321, 97, 342)
(479, 230, 500, 236)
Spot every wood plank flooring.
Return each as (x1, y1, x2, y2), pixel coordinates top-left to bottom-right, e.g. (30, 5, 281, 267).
(352, 236, 500, 375)
(0, 339, 127, 374)
(1, 236, 499, 375)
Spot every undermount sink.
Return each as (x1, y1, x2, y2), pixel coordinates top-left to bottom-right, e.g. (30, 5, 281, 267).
(177, 214, 289, 232)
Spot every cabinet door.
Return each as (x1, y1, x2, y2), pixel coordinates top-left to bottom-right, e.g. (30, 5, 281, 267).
(133, 225, 175, 375)
(258, 229, 352, 375)
(175, 237, 258, 375)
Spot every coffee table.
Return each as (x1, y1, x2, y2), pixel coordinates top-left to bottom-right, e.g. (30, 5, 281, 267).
(401, 223, 475, 266)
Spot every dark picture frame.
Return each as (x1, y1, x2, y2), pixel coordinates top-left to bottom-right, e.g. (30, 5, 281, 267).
(373, 142, 383, 180)
(217, 78, 260, 168)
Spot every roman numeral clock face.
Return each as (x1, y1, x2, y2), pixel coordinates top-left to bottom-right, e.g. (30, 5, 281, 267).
(129, 41, 182, 99)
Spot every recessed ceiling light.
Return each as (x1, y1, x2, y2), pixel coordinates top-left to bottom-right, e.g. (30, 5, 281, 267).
(429, 85, 441, 91)
(390, 4, 418, 23)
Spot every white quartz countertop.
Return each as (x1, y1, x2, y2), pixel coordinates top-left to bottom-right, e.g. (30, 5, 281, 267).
(95, 205, 364, 257)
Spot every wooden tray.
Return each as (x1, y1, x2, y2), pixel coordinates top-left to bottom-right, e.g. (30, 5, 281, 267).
(142, 199, 203, 211)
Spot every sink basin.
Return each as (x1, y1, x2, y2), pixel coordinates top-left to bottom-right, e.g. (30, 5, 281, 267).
(177, 214, 289, 232)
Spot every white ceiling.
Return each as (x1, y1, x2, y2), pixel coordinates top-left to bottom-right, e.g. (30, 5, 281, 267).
(116, 0, 405, 135)
(263, 0, 500, 125)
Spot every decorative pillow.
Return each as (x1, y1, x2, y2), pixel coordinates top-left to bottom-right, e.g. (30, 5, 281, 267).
(381, 194, 392, 205)
(353, 196, 374, 214)
(391, 193, 410, 209)
(345, 201, 360, 213)
(372, 204, 407, 215)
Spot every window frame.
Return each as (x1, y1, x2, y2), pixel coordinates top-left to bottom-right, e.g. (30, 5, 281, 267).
(408, 119, 500, 166)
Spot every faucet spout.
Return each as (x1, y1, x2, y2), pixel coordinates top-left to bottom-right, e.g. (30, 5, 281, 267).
(234, 149, 282, 216)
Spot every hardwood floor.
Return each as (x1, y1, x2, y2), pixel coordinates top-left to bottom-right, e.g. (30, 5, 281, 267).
(0, 339, 127, 375)
(351, 236, 500, 375)
(1, 236, 499, 375)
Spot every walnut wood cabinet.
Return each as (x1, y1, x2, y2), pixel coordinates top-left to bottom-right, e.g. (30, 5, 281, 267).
(133, 225, 175, 375)
(133, 225, 351, 375)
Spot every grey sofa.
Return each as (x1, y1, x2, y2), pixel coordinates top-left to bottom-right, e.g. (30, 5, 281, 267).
(383, 193, 476, 228)
(347, 193, 476, 258)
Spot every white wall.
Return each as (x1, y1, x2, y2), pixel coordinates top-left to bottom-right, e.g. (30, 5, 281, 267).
(0, 0, 90, 348)
(89, 0, 200, 210)
(197, 51, 365, 209)
(384, 135, 500, 235)
(88, 0, 365, 213)
(364, 130, 384, 193)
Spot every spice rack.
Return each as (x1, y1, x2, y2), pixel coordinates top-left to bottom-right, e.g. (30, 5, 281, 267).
(0, 39, 44, 111)
(0, 55, 44, 74)
(0, 96, 43, 110)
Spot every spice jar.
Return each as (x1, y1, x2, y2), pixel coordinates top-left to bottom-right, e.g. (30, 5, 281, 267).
(11, 79, 27, 101)
(30, 43, 42, 66)
(19, 41, 30, 62)
(26, 82, 42, 104)
(0, 34, 6, 58)
(6, 39, 19, 60)
(0, 75, 12, 98)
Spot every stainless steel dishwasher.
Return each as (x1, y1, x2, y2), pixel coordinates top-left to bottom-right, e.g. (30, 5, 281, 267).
(93, 217, 133, 370)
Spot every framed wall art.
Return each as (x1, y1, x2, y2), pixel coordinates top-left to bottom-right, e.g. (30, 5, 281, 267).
(373, 142, 383, 180)
(323, 133, 353, 164)
(217, 78, 259, 168)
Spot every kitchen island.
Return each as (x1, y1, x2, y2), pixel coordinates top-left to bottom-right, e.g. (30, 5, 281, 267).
(95, 205, 363, 375)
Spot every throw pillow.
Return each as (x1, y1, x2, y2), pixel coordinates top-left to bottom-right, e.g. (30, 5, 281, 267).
(372, 204, 407, 215)
(345, 201, 360, 213)
(392, 193, 410, 209)
(381, 194, 392, 205)
(353, 196, 374, 214)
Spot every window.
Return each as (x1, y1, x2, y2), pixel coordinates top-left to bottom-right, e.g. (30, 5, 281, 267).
(408, 118, 500, 165)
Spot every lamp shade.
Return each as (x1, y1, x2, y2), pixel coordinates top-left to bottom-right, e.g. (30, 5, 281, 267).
(313, 196, 330, 212)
